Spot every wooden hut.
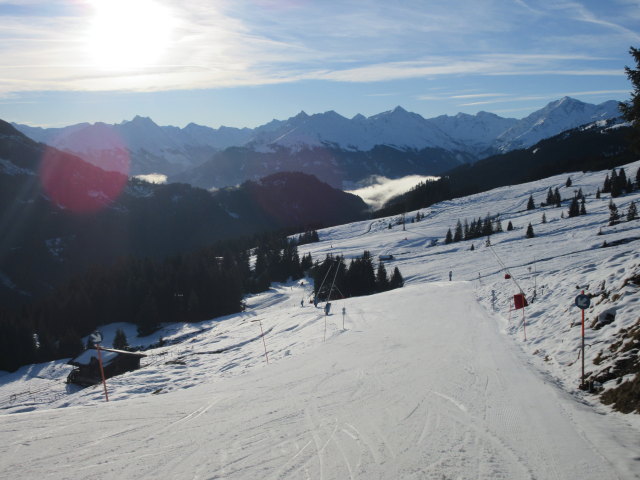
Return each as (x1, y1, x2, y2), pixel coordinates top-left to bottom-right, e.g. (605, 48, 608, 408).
(67, 348, 145, 386)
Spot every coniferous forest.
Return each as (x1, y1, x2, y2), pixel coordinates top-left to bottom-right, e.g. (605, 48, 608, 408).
(0, 232, 306, 371)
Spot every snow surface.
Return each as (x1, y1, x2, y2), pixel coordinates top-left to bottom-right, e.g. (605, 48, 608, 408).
(1, 160, 640, 479)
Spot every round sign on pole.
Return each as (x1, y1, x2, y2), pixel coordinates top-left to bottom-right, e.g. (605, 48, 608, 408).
(575, 294, 590, 310)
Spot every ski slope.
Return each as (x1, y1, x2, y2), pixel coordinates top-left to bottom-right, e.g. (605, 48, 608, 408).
(1, 160, 640, 479)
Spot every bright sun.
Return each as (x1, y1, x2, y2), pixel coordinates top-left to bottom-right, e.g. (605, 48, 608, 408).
(87, 0, 174, 70)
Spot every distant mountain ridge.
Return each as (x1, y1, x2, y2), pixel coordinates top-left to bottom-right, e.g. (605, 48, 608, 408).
(13, 97, 621, 187)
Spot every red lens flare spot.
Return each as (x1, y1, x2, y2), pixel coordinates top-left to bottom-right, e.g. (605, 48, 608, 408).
(39, 126, 130, 214)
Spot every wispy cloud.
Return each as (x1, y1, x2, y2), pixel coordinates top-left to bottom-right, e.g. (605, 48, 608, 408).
(457, 89, 630, 106)
(0, 0, 633, 97)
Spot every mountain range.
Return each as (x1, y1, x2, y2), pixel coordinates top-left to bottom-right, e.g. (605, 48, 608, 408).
(14, 97, 621, 189)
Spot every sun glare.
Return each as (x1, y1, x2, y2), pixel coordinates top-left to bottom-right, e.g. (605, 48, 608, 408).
(87, 0, 174, 70)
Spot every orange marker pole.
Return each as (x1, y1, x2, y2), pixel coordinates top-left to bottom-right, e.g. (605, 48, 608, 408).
(581, 290, 585, 388)
(96, 345, 109, 402)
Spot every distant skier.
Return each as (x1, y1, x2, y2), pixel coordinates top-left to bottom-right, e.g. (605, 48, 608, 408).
(449, 270, 452, 281)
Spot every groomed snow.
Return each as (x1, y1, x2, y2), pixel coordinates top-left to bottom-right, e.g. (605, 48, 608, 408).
(1, 160, 640, 479)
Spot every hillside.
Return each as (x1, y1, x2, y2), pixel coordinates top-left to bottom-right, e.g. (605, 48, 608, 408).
(1, 160, 639, 479)
(0, 123, 368, 303)
(377, 119, 634, 217)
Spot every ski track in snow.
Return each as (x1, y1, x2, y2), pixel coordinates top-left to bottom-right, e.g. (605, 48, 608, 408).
(1, 161, 640, 479)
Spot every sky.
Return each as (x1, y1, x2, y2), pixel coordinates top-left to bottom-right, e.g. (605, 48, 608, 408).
(0, 0, 639, 129)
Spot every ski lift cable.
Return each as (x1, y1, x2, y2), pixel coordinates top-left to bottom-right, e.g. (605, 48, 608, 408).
(327, 261, 342, 303)
(487, 243, 526, 296)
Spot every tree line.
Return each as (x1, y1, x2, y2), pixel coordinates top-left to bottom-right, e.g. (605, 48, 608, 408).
(310, 251, 404, 302)
(0, 231, 310, 372)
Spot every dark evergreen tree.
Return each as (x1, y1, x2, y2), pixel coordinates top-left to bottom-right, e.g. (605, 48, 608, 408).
(628, 200, 638, 221)
(389, 267, 404, 289)
(470, 243, 475, 251)
(376, 262, 390, 292)
(566, 176, 572, 187)
(546, 187, 554, 205)
(596, 187, 601, 199)
(463, 219, 470, 239)
(526, 195, 535, 210)
(113, 328, 129, 350)
(444, 228, 453, 244)
(603, 174, 611, 193)
(609, 199, 620, 225)
(554, 187, 562, 207)
(580, 197, 587, 215)
(453, 220, 463, 242)
(482, 213, 493, 236)
(507, 221, 514, 231)
(568, 196, 580, 218)
(619, 46, 640, 154)
(618, 168, 628, 194)
(637, 167, 640, 188)
(542, 212, 547, 224)
(494, 218, 503, 233)
(610, 169, 622, 197)
(525, 223, 535, 238)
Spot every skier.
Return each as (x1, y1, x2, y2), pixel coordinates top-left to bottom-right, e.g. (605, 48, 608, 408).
(449, 270, 452, 281)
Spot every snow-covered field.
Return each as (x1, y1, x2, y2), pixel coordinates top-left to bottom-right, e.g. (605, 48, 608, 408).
(1, 160, 640, 479)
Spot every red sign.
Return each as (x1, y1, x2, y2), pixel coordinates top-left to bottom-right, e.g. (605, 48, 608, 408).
(513, 293, 528, 310)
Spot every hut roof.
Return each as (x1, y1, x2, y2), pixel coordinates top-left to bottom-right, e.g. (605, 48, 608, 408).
(68, 348, 145, 367)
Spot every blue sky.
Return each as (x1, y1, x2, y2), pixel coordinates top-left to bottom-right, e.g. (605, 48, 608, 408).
(0, 0, 638, 128)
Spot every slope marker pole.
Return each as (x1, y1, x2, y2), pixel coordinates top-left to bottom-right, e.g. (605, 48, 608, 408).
(251, 319, 269, 364)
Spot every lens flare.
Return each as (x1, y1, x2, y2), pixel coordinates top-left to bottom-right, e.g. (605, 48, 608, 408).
(39, 126, 130, 214)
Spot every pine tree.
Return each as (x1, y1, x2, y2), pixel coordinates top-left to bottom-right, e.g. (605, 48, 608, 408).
(526, 195, 535, 210)
(463, 219, 470, 239)
(636, 167, 640, 188)
(113, 328, 129, 350)
(554, 187, 561, 207)
(507, 221, 514, 231)
(628, 200, 638, 221)
(445, 228, 453, 244)
(525, 223, 535, 238)
(453, 220, 463, 242)
(611, 169, 622, 197)
(619, 46, 640, 154)
(389, 267, 404, 289)
(376, 262, 390, 292)
(495, 218, 503, 233)
(546, 187, 554, 205)
(566, 176, 572, 188)
(609, 199, 620, 225)
(541, 212, 547, 223)
(596, 187, 601, 199)
(568, 197, 580, 217)
(618, 168, 628, 193)
(580, 197, 587, 215)
(603, 174, 611, 193)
